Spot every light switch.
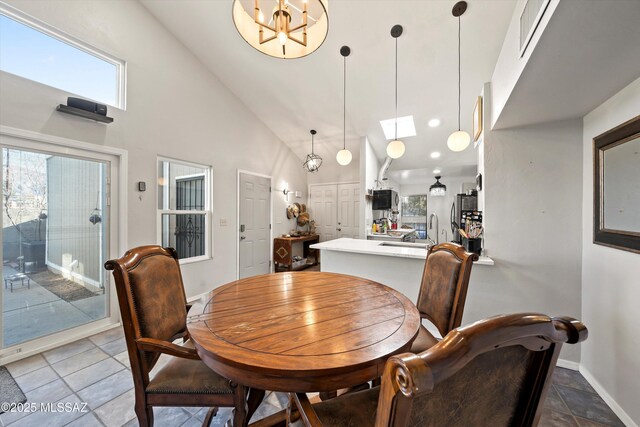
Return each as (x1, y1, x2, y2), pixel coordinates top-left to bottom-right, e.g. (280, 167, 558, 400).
(220, 219, 228, 226)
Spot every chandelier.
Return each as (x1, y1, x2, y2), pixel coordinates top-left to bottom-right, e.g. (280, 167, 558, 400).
(232, 0, 329, 59)
(303, 129, 322, 172)
(429, 176, 447, 197)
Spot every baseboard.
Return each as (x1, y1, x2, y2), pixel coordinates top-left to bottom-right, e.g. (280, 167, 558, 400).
(580, 365, 637, 427)
(556, 358, 580, 370)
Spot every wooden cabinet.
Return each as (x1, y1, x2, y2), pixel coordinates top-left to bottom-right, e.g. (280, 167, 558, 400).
(273, 235, 319, 271)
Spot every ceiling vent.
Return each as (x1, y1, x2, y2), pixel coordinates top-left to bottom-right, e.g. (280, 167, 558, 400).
(519, 0, 551, 57)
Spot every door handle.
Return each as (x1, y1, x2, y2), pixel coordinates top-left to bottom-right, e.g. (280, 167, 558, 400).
(240, 236, 246, 240)
(336, 228, 341, 231)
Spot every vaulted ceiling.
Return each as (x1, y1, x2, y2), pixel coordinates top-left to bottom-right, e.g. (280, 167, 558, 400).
(141, 0, 516, 177)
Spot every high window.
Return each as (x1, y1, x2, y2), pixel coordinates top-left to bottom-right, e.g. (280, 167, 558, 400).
(157, 158, 212, 263)
(401, 194, 428, 240)
(0, 5, 126, 108)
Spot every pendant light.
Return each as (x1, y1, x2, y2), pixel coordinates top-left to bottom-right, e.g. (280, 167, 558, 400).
(336, 46, 353, 166)
(447, 1, 471, 152)
(303, 129, 323, 172)
(429, 176, 447, 197)
(386, 25, 405, 159)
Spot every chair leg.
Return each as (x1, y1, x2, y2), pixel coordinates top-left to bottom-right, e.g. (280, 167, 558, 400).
(232, 383, 248, 427)
(201, 407, 218, 427)
(135, 403, 154, 427)
(246, 388, 266, 421)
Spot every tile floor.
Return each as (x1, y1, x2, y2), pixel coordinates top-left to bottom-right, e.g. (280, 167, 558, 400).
(1, 326, 626, 427)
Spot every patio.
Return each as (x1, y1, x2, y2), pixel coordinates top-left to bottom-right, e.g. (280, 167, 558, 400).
(2, 265, 106, 347)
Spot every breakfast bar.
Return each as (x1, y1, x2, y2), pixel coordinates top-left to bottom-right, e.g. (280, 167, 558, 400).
(311, 238, 493, 302)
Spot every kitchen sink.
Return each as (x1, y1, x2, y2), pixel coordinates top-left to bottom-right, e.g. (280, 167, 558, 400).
(379, 242, 429, 249)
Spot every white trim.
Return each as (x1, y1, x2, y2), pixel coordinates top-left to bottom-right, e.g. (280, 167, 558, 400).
(580, 366, 638, 427)
(237, 169, 273, 280)
(0, 2, 127, 109)
(0, 321, 121, 365)
(556, 358, 580, 371)
(156, 157, 213, 263)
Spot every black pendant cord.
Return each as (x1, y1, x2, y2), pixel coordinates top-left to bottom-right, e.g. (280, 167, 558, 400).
(395, 36, 398, 140)
(457, 15, 461, 132)
(343, 55, 346, 150)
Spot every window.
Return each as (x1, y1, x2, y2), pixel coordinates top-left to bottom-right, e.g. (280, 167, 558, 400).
(158, 158, 212, 263)
(0, 5, 125, 108)
(401, 194, 427, 240)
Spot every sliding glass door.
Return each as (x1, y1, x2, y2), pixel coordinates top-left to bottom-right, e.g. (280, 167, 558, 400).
(0, 133, 119, 357)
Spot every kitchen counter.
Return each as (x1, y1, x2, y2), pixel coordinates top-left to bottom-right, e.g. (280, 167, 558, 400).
(311, 238, 493, 303)
(311, 238, 494, 265)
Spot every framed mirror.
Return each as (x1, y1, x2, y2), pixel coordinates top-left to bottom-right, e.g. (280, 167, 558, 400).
(593, 115, 640, 253)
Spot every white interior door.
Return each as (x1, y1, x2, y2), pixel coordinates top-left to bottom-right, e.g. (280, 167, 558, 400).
(309, 182, 360, 242)
(310, 184, 337, 242)
(337, 183, 360, 238)
(239, 172, 271, 279)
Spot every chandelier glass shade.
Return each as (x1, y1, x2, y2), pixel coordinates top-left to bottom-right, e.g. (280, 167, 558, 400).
(447, 130, 471, 152)
(429, 176, 447, 197)
(232, 0, 329, 59)
(386, 139, 405, 159)
(303, 130, 322, 172)
(336, 149, 352, 166)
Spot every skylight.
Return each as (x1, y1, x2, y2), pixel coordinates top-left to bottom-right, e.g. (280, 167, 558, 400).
(379, 115, 416, 140)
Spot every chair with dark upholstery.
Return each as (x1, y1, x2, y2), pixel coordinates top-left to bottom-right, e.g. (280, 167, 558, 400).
(105, 245, 262, 427)
(411, 242, 478, 353)
(292, 313, 588, 427)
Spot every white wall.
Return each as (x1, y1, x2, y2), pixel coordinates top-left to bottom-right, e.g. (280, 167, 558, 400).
(0, 0, 307, 297)
(360, 137, 379, 238)
(491, 0, 559, 128)
(581, 76, 640, 426)
(466, 116, 584, 363)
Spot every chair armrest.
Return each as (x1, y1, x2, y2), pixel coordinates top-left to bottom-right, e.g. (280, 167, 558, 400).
(136, 338, 200, 360)
(293, 393, 324, 427)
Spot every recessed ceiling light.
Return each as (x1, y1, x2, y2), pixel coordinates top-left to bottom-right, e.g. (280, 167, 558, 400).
(428, 118, 441, 128)
(433, 168, 441, 174)
(379, 115, 417, 140)
(430, 151, 441, 159)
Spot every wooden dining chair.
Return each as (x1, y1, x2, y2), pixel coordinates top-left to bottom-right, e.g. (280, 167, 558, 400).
(105, 245, 261, 427)
(291, 313, 588, 427)
(411, 242, 478, 353)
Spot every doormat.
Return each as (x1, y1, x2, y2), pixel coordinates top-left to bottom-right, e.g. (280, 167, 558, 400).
(27, 270, 99, 302)
(0, 366, 27, 413)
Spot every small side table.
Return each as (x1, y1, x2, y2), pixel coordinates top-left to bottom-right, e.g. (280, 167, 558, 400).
(273, 234, 319, 271)
(4, 273, 30, 292)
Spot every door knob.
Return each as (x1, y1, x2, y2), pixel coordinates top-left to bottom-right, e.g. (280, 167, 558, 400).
(240, 236, 246, 240)
(336, 228, 342, 231)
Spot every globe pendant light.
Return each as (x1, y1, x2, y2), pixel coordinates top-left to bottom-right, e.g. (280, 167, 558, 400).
(303, 129, 323, 172)
(386, 25, 405, 159)
(336, 46, 352, 166)
(447, 1, 471, 152)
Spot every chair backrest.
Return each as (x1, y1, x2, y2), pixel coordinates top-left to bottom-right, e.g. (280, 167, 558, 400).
(415, 243, 478, 336)
(105, 246, 188, 383)
(375, 313, 588, 427)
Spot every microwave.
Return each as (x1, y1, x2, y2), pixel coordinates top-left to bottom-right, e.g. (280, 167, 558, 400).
(372, 190, 399, 211)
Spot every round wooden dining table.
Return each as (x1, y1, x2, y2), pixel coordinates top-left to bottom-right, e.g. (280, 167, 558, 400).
(187, 271, 421, 393)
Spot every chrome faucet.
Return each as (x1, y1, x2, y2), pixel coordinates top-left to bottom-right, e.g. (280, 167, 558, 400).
(428, 213, 439, 245)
